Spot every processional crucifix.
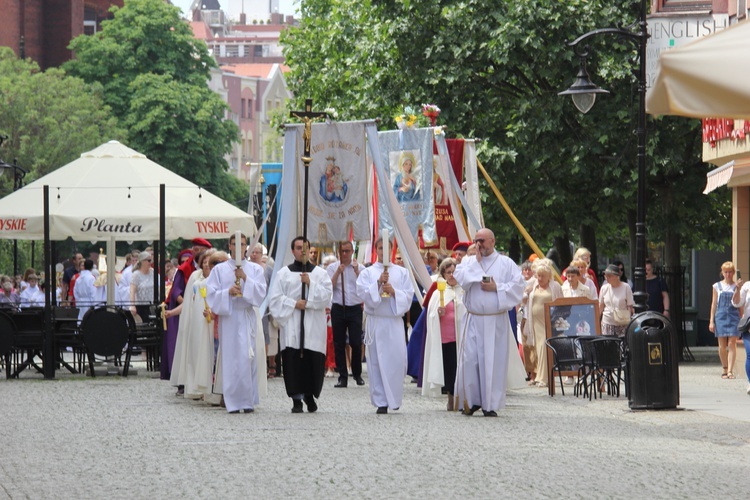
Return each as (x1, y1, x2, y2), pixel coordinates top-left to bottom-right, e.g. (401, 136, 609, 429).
(290, 99, 327, 357)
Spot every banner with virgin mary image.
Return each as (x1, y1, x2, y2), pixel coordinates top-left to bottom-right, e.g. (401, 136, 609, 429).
(301, 120, 369, 243)
(376, 127, 436, 246)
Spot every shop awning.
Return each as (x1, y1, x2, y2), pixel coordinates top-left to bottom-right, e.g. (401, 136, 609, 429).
(704, 159, 750, 194)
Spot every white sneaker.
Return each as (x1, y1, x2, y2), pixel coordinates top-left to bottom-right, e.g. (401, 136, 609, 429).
(564, 377, 575, 386)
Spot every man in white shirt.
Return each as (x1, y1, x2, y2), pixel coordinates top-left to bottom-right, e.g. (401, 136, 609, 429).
(327, 241, 364, 388)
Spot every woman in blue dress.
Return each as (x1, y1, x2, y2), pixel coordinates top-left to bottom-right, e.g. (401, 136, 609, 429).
(709, 261, 740, 379)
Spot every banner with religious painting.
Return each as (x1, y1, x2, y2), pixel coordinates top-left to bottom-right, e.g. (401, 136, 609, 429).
(376, 128, 436, 246)
(300, 121, 369, 244)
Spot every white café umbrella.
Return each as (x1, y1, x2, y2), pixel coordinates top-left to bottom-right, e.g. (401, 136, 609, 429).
(0, 140, 254, 241)
(647, 20, 750, 120)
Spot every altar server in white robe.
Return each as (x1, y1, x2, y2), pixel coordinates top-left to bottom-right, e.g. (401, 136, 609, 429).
(453, 228, 526, 416)
(356, 236, 414, 414)
(205, 233, 266, 414)
(170, 249, 215, 399)
(19, 274, 45, 308)
(269, 237, 332, 414)
(422, 258, 465, 412)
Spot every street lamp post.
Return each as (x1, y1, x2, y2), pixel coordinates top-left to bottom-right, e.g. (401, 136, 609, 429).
(559, 0, 649, 313)
(0, 136, 28, 277)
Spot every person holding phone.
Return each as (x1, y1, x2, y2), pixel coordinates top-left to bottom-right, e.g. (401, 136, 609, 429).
(453, 228, 526, 416)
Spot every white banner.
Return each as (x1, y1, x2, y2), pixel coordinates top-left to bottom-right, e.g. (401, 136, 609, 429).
(300, 121, 369, 244)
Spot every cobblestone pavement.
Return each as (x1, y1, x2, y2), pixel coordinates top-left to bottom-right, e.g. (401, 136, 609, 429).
(2, 353, 750, 499)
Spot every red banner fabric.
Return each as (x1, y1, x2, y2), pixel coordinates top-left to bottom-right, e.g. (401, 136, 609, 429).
(424, 138, 464, 254)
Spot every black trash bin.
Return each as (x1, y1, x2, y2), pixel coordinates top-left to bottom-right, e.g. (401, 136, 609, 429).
(626, 312, 679, 409)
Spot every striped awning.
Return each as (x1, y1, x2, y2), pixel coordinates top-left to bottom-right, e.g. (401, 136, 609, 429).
(704, 161, 734, 194)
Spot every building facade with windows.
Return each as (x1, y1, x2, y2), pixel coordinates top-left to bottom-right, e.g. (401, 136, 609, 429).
(0, 0, 122, 69)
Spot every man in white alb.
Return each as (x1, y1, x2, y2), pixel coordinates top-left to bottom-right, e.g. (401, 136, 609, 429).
(356, 236, 413, 414)
(205, 233, 266, 414)
(453, 228, 525, 416)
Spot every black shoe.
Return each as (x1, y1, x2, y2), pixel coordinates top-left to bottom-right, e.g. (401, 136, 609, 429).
(304, 394, 318, 413)
(334, 378, 348, 388)
(243, 408, 254, 414)
(376, 406, 388, 414)
(228, 410, 240, 414)
(482, 410, 497, 417)
(462, 404, 481, 416)
(291, 399, 303, 413)
(354, 376, 365, 386)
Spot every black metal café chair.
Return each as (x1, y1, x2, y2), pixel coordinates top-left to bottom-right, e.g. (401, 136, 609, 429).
(53, 306, 84, 373)
(6, 307, 45, 378)
(580, 337, 624, 400)
(122, 306, 162, 376)
(546, 335, 584, 396)
(0, 311, 15, 378)
(80, 306, 130, 377)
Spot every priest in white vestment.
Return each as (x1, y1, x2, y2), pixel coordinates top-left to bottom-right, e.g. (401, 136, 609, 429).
(205, 234, 266, 413)
(356, 237, 413, 414)
(453, 228, 526, 416)
(269, 237, 333, 413)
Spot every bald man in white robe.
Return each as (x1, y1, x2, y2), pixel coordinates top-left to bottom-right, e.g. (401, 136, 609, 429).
(453, 228, 525, 416)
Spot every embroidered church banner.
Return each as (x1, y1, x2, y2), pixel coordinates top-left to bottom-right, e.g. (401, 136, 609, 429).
(300, 121, 369, 243)
(425, 138, 465, 253)
(377, 128, 436, 246)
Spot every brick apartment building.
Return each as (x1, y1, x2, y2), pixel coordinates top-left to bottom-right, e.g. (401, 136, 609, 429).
(0, 0, 123, 70)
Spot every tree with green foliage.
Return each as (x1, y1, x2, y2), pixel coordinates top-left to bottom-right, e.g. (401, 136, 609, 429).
(282, 0, 729, 273)
(0, 47, 122, 196)
(65, 0, 245, 204)
(0, 47, 124, 275)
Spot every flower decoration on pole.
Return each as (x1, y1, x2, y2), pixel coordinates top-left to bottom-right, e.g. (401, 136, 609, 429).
(421, 103, 441, 126)
(394, 105, 426, 130)
(324, 107, 339, 123)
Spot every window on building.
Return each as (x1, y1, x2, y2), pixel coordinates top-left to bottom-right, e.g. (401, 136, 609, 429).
(247, 99, 253, 119)
(254, 45, 263, 57)
(84, 7, 97, 35)
(241, 99, 246, 118)
(659, 0, 712, 13)
(226, 45, 239, 57)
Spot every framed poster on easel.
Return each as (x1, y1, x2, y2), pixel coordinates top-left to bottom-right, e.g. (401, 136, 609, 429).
(544, 297, 601, 396)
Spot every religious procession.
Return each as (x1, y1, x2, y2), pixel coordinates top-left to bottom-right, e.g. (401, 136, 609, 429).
(0, 107, 647, 418)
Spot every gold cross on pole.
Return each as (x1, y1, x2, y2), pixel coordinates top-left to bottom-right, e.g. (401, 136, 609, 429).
(291, 99, 328, 162)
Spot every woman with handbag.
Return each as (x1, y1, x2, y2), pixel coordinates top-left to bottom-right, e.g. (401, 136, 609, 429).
(710, 262, 740, 380)
(599, 264, 634, 337)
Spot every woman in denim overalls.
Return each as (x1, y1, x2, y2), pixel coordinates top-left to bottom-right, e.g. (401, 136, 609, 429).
(709, 261, 740, 379)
